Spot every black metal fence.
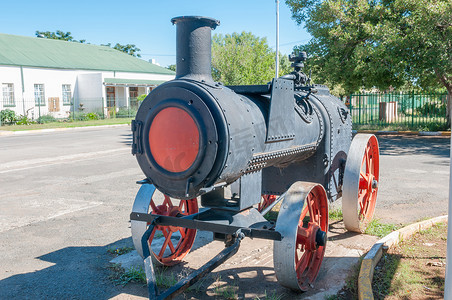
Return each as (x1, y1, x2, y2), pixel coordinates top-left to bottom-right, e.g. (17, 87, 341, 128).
(349, 92, 449, 130)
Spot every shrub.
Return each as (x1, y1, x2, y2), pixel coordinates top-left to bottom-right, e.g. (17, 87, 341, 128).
(15, 115, 35, 125)
(37, 114, 57, 123)
(417, 122, 450, 132)
(116, 107, 137, 118)
(84, 112, 99, 120)
(416, 102, 446, 116)
(137, 94, 147, 103)
(69, 111, 86, 121)
(0, 109, 17, 124)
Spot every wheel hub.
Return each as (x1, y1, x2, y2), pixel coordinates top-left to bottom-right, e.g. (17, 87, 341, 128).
(297, 222, 321, 251)
(315, 228, 327, 247)
(372, 179, 378, 189)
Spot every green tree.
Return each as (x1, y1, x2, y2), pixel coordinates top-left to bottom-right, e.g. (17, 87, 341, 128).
(286, 0, 452, 101)
(35, 30, 86, 43)
(167, 64, 176, 72)
(36, 31, 142, 57)
(101, 43, 141, 57)
(212, 32, 292, 85)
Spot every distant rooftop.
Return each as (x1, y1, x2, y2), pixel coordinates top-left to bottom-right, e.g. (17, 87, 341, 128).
(0, 33, 175, 75)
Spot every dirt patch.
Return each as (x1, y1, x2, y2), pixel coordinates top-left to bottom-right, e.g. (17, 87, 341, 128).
(372, 223, 447, 299)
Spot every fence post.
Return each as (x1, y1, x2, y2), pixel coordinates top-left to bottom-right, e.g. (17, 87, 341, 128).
(370, 93, 373, 122)
(411, 91, 415, 128)
(358, 94, 361, 125)
(128, 97, 131, 118)
(38, 100, 41, 124)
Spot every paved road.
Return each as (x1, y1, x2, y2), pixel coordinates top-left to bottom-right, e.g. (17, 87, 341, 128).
(0, 126, 146, 299)
(0, 128, 449, 299)
(376, 135, 450, 224)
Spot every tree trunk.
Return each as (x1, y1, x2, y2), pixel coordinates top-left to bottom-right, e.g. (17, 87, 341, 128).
(434, 69, 452, 127)
(447, 88, 452, 128)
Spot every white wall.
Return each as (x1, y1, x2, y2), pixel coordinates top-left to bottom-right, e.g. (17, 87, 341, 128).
(21, 67, 80, 118)
(75, 73, 105, 114)
(0, 65, 174, 120)
(0, 66, 25, 115)
(113, 72, 174, 82)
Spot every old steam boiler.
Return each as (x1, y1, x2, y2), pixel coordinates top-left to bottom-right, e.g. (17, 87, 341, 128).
(130, 16, 380, 299)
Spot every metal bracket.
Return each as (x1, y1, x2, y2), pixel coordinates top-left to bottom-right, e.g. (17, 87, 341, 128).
(141, 224, 244, 300)
(130, 210, 281, 240)
(266, 78, 295, 143)
(236, 171, 262, 210)
(131, 119, 143, 155)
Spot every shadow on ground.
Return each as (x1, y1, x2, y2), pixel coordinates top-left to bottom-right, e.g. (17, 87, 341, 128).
(0, 238, 147, 299)
(378, 135, 449, 157)
(120, 133, 133, 147)
(0, 224, 374, 300)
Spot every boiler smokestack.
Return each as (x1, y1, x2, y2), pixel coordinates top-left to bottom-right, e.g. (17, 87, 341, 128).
(171, 16, 220, 82)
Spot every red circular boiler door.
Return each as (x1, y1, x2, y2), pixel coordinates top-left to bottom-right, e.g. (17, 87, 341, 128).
(149, 107, 200, 173)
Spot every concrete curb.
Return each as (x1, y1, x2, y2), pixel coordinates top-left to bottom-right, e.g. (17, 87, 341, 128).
(358, 215, 449, 300)
(0, 124, 129, 136)
(352, 130, 451, 136)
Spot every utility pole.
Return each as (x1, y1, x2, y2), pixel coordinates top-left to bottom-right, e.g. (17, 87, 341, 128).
(446, 110, 452, 299)
(275, 0, 280, 79)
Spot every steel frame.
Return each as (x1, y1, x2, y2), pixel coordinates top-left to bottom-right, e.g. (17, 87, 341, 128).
(131, 207, 283, 299)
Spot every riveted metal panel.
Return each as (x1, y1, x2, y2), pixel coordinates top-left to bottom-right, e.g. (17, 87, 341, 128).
(266, 79, 296, 143)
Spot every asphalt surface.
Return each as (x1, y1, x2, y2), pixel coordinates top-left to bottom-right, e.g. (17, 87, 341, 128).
(0, 127, 449, 299)
(0, 126, 141, 299)
(376, 135, 450, 224)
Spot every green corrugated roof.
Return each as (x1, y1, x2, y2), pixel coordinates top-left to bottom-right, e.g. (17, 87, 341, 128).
(0, 33, 175, 75)
(104, 78, 166, 85)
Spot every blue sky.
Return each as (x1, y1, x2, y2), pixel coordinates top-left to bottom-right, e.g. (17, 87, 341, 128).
(0, 0, 310, 67)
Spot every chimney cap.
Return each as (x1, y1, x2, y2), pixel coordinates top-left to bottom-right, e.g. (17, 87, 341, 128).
(171, 16, 220, 29)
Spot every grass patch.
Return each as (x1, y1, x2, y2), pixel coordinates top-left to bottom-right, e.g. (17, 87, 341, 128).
(372, 253, 402, 298)
(108, 264, 146, 286)
(353, 122, 449, 132)
(155, 267, 178, 288)
(107, 246, 134, 257)
(0, 118, 132, 131)
(364, 218, 400, 238)
(212, 275, 238, 300)
(214, 285, 238, 300)
(329, 207, 343, 222)
(108, 263, 177, 288)
(254, 290, 284, 300)
(418, 222, 447, 238)
(372, 223, 446, 299)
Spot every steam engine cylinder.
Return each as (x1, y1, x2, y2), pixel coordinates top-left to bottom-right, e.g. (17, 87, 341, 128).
(132, 16, 350, 200)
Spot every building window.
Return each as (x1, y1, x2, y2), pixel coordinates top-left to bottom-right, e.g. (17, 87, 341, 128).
(62, 84, 71, 105)
(2, 83, 15, 106)
(34, 84, 45, 106)
(129, 87, 138, 99)
(106, 87, 115, 108)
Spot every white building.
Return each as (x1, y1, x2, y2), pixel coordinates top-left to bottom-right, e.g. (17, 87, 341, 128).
(0, 33, 175, 119)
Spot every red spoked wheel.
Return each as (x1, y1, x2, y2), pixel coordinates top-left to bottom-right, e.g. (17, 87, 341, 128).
(131, 184, 198, 266)
(148, 195, 198, 266)
(343, 134, 380, 232)
(258, 194, 278, 212)
(274, 182, 328, 291)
